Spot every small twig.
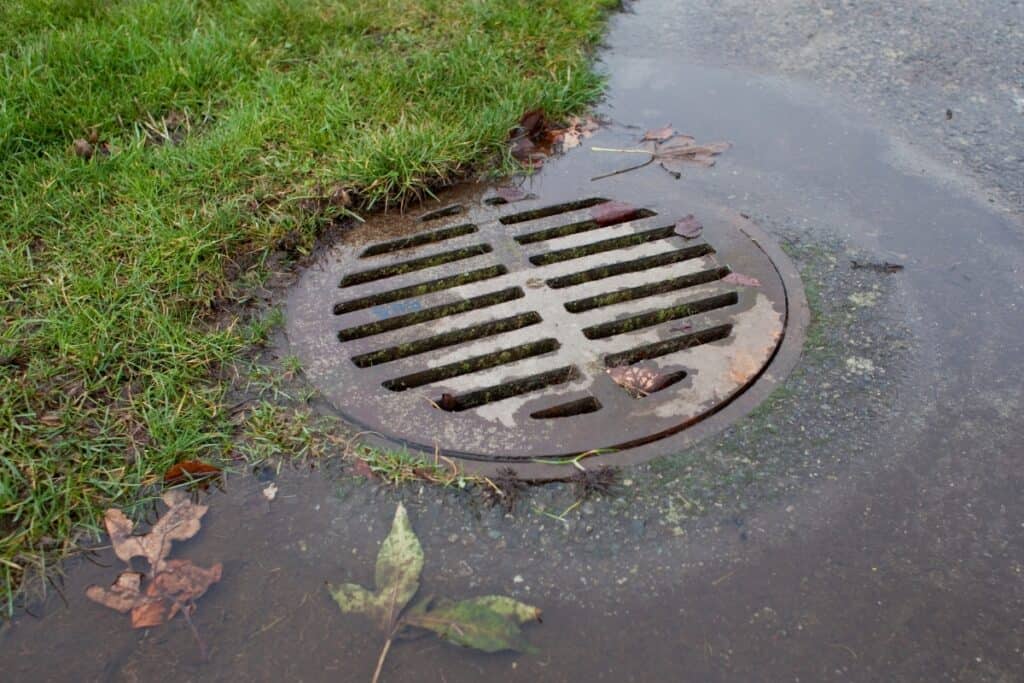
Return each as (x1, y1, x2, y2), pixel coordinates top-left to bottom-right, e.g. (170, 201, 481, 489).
(372, 634, 394, 683)
(180, 605, 209, 661)
(591, 156, 654, 181)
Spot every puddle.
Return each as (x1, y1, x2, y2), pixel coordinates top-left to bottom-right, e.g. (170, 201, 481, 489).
(4, 2, 1024, 681)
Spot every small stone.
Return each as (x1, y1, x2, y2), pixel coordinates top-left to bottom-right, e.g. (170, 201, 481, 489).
(513, 575, 524, 584)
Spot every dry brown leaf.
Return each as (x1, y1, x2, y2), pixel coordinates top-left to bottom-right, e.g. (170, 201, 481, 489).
(163, 460, 221, 485)
(85, 571, 145, 614)
(133, 560, 223, 628)
(590, 201, 639, 226)
(641, 124, 676, 142)
(674, 215, 703, 239)
(607, 365, 681, 398)
(657, 139, 730, 169)
(105, 490, 208, 572)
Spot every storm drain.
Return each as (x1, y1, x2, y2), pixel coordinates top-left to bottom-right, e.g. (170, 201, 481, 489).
(287, 195, 803, 465)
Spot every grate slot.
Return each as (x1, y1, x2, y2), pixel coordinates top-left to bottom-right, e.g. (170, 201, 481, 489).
(583, 292, 738, 340)
(436, 366, 579, 412)
(565, 267, 731, 313)
(382, 339, 561, 391)
(351, 312, 542, 367)
(530, 396, 602, 419)
(547, 244, 715, 289)
(338, 287, 523, 342)
(604, 325, 733, 366)
(340, 244, 492, 287)
(514, 209, 657, 245)
(528, 225, 677, 266)
(360, 224, 478, 258)
(499, 198, 608, 225)
(334, 265, 508, 315)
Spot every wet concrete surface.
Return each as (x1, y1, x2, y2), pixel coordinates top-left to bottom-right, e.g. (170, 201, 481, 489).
(3, 1, 1024, 681)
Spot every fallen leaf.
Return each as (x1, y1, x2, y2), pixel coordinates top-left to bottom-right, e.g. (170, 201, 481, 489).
(163, 460, 221, 485)
(555, 115, 600, 151)
(674, 214, 703, 239)
(641, 124, 675, 142)
(133, 559, 223, 628)
(402, 596, 540, 654)
(351, 458, 376, 480)
(590, 201, 639, 226)
(86, 498, 222, 650)
(85, 571, 145, 614)
(656, 138, 730, 172)
(262, 483, 278, 502)
(329, 502, 424, 631)
(606, 365, 681, 398)
(105, 489, 208, 572)
(722, 272, 761, 287)
(328, 503, 544, 679)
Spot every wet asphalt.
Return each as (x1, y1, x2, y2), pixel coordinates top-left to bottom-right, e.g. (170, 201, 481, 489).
(2, 1, 1023, 681)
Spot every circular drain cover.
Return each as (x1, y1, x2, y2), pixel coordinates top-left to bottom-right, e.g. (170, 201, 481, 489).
(288, 194, 804, 465)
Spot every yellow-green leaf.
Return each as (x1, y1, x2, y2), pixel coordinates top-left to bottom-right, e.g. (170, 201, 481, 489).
(328, 502, 424, 630)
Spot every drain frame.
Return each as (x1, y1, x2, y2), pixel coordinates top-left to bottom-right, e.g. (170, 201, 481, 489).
(287, 192, 808, 478)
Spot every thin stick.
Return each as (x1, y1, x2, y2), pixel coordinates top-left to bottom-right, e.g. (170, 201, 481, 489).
(181, 606, 209, 661)
(372, 636, 393, 683)
(591, 156, 654, 181)
(590, 146, 652, 154)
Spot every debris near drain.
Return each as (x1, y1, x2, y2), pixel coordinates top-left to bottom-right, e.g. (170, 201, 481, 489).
(590, 126, 730, 181)
(508, 108, 601, 169)
(674, 214, 704, 239)
(486, 186, 536, 205)
(571, 465, 621, 501)
(85, 490, 222, 659)
(606, 364, 683, 398)
(481, 467, 527, 513)
(71, 128, 112, 160)
(850, 259, 904, 273)
(163, 460, 222, 487)
(590, 200, 640, 226)
(329, 503, 542, 683)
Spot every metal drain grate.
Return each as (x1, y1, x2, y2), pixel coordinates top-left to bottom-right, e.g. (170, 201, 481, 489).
(288, 195, 801, 464)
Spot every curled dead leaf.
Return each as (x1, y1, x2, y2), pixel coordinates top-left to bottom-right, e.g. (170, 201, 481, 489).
(674, 214, 703, 239)
(590, 201, 639, 226)
(163, 460, 221, 485)
(641, 124, 675, 142)
(105, 489, 208, 572)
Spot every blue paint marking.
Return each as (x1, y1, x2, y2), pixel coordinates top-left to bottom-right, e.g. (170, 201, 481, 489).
(370, 299, 422, 319)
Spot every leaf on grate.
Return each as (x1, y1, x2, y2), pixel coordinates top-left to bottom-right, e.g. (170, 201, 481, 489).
(722, 272, 761, 288)
(590, 201, 639, 226)
(674, 214, 703, 239)
(606, 365, 677, 398)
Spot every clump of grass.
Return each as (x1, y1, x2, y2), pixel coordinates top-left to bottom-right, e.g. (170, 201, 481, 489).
(346, 444, 472, 488)
(571, 465, 621, 501)
(0, 0, 618, 610)
(480, 467, 528, 512)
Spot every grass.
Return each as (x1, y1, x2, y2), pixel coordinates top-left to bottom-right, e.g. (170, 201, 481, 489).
(0, 0, 617, 611)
